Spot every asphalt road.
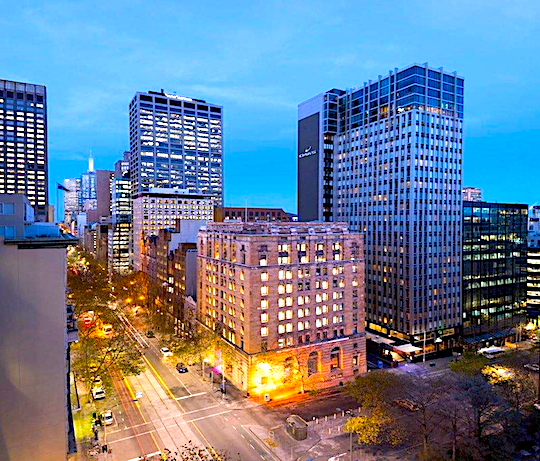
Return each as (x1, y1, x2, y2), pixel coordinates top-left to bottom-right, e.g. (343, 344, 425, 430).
(104, 318, 279, 461)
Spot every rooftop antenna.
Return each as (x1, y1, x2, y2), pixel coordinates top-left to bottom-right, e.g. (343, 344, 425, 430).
(88, 150, 94, 172)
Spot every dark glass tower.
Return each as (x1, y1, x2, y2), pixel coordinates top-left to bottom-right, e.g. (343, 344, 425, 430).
(462, 201, 528, 344)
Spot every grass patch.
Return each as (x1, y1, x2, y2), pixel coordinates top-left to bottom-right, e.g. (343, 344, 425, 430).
(73, 391, 95, 441)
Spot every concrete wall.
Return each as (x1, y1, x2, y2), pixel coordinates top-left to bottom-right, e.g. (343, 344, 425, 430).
(0, 241, 68, 460)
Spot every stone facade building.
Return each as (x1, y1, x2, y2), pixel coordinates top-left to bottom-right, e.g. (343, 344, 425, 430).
(197, 221, 366, 400)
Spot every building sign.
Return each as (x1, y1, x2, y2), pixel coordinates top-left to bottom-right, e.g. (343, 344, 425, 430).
(164, 93, 194, 102)
(298, 145, 317, 159)
(297, 113, 320, 222)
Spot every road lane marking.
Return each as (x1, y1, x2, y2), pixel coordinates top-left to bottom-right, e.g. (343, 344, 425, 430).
(175, 391, 206, 400)
(185, 410, 231, 423)
(141, 352, 221, 460)
(123, 377, 162, 454)
(126, 451, 161, 461)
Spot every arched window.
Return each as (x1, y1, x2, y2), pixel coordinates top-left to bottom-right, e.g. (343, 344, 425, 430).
(284, 356, 294, 378)
(307, 352, 319, 376)
(330, 347, 341, 370)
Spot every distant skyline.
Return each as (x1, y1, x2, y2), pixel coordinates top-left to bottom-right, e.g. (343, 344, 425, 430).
(1, 0, 539, 212)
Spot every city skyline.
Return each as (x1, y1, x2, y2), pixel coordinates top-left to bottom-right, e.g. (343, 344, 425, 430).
(1, 1, 539, 213)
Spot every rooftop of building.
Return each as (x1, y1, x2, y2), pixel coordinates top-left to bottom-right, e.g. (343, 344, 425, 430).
(202, 221, 352, 236)
(131, 89, 222, 109)
(463, 200, 528, 208)
(0, 194, 77, 248)
(299, 62, 463, 108)
(135, 188, 214, 200)
(0, 79, 46, 94)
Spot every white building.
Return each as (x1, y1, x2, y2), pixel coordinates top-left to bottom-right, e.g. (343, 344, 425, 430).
(462, 186, 482, 202)
(132, 188, 213, 269)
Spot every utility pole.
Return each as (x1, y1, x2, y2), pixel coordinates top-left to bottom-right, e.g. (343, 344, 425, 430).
(349, 430, 353, 461)
(423, 330, 427, 363)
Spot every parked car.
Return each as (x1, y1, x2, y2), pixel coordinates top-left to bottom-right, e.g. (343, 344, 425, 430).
(160, 347, 172, 357)
(92, 388, 106, 400)
(146, 330, 155, 338)
(534, 401, 540, 411)
(524, 363, 540, 372)
(101, 410, 114, 426)
(394, 398, 420, 412)
(176, 363, 188, 373)
(92, 377, 103, 389)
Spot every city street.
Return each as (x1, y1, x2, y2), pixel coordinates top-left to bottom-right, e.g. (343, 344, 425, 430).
(102, 318, 279, 461)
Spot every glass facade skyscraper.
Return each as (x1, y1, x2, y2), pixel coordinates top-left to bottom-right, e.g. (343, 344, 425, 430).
(129, 90, 223, 205)
(298, 63, 463, 349)
(0, 80, 48, 221)
(462, 201, 528, 342)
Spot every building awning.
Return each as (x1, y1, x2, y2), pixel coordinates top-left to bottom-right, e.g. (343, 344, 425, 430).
(393, 344, 423, 354)
(366, 332, 395, 345)
(464, 329, 514, 345)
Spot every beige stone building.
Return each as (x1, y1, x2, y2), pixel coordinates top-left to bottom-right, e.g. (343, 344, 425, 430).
(197, 221, 366, 400)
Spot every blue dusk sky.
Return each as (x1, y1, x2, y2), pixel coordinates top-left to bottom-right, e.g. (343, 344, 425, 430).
(1, 1, 539, 212)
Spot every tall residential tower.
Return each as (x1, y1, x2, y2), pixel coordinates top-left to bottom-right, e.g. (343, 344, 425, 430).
(298, 63, 463, 349)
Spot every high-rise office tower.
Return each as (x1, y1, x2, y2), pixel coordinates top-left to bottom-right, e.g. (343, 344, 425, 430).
(0, 80, 48, 221)
(462, 186, 482, 202)
(462, 201, 527, 343)
(128, 90, 223, 205)
(108, 152, 132, 273)
(79, 154, 96, 211)
(298, 63, 464, 350)
(528, 206, 540, 323)
(63, 177, 80, 223)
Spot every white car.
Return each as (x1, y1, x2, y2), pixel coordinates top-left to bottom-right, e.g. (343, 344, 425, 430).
(524, 363, 540, 372)
(92, 387, 106, 400)
(160, 347, 173, 357)
(102, 410, 114, 426)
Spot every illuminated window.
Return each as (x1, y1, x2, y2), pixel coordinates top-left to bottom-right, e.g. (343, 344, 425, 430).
(261, 313, 269, 323)
(261, 286, 269, 296)
(261, 327, 268, 337)
(261, 272, 269, 281)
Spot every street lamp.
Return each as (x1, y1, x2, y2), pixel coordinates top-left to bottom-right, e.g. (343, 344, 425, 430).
(434, 337, 443, 355)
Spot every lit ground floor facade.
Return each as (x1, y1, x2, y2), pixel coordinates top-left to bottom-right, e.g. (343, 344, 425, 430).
(218, 333, 367, 401)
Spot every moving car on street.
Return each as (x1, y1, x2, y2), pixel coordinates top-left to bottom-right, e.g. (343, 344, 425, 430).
(524, 363, 540, 372)
(176, 363, 188, 373)
(160, 347, 172, 357)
